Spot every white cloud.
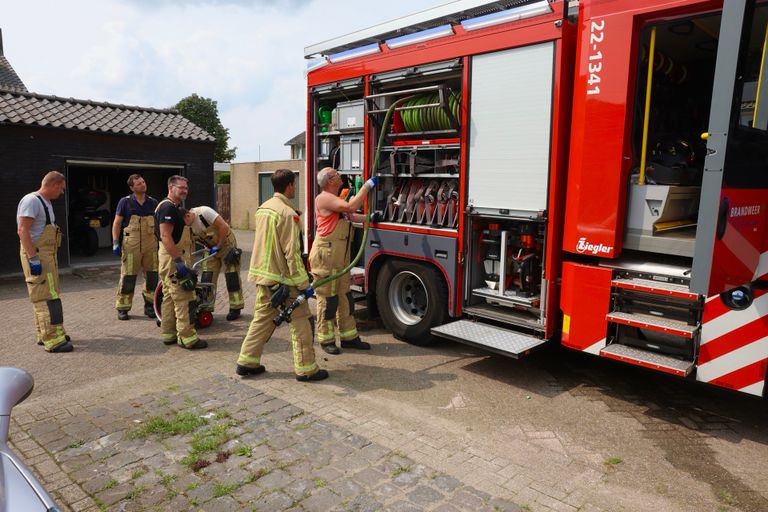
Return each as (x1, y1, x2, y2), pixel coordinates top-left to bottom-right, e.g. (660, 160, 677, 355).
(3, 0, 444, 160)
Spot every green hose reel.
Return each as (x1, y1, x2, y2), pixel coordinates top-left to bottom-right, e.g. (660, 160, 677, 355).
(401, 91, 460, 133)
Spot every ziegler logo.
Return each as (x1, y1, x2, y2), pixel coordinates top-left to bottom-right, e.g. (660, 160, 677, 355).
(576, 237, 613, 255)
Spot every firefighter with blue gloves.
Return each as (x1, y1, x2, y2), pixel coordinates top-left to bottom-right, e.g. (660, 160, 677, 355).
(310, 167, 377, 355)
(16, 171, 72, 352)
(155, 176, 207, 350)
(184, 206, 244, 321)
(112, 174, 159, 320)
(236, 169, 326, 381)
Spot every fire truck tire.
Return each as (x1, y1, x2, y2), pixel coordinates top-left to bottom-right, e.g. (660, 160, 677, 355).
(376, 259, 447, 345)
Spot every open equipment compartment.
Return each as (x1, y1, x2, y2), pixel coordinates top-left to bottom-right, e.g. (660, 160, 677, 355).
(463, 215, 547, 333)
(366, 59, 463, 231)
(309, 79, 367, 291)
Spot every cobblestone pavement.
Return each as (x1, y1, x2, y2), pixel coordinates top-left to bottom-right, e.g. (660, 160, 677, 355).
(11, 375, 519, 512)
(2, 230, 768, 512)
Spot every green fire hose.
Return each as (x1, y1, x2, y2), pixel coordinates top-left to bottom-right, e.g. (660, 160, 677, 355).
(273, 95, 413, 326)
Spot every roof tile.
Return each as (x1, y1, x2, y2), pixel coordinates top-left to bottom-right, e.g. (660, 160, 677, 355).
(0, 90, 214, 142)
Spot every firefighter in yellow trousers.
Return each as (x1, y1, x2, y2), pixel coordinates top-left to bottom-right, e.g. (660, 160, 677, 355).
(16, 171, 72, 352)
(237, 169, 327, 381)
(155, 175, 207, 350)
(112, 174, 159, 320)
(184, 206, 244, 320)
(310, 167, 378, 355)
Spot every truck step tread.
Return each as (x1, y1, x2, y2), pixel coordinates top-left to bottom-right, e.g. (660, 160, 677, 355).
(600, 343, 694, 376)
(612, 278, 698, 300)
(431, 319, 546, 358)
(607, 311, 699, 338)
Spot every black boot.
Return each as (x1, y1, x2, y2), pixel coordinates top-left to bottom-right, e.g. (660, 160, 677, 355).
(236, 364, 265, 376)
(182, 339, 208, 350)
(321, 342, 341, 355)
(226, 309, 241, 321)
(341, 337, 371, 350)
(49, 341, 74, 353)
(118, 310, 130, 321)
(144, 302, 156, 319)
(296, 369, 329, 382)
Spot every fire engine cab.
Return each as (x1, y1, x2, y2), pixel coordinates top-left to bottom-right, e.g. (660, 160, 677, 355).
(304, 0, 768, 397)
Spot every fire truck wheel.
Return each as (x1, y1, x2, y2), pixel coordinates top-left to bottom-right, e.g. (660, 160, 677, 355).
(376, 259, 447, 345)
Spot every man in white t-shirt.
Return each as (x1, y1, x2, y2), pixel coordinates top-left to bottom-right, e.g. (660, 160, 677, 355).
(183, 206, 244, 320)
(16, 171, 72, 352)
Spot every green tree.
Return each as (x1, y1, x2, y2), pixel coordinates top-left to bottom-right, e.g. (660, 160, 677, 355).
(174, 94, 237, 162)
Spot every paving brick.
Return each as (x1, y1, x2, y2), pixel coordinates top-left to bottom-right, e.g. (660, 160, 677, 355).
(407, 485, 443, 505)
(252, 490, 294, 510)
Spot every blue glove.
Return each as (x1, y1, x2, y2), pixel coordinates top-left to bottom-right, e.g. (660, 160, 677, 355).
(364, 176, 378, 189)
(209, 245, 220, 256)
(112, 241, 121, 256)
(303, 287, 315, 299)
(29, 255, 42, 276)
(174, 259, 189, 278)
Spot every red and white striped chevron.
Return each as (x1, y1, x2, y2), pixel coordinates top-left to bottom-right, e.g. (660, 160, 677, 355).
(697, 285, 768, 397)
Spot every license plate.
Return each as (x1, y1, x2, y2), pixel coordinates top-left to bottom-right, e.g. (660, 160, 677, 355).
(89, 219, 101, 228)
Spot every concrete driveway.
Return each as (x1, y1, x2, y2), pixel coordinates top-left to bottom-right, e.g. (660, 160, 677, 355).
(2, 230, 767, 512)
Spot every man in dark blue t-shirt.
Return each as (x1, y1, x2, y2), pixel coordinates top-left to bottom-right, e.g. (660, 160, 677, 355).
(111, 174, 160, 320)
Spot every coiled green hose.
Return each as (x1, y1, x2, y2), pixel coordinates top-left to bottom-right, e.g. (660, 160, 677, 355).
(401, 91, 460, 132)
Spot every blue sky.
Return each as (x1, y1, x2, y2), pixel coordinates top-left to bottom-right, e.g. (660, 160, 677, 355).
(3, 0, 443, 162)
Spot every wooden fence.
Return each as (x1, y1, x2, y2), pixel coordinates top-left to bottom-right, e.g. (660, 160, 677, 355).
(216, 184, 231, 223)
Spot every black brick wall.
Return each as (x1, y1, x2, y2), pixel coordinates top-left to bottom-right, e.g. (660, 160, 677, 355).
(1, 124, 215, 271)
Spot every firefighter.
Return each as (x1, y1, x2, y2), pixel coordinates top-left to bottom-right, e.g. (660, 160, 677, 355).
(310, 167, 378, 355)
(112, 174, 160, 320)
(183, 206, 244, 320)
(237, 169, 327, 381)
(155, 175, 207, 350)
(16, 171, 72, 352)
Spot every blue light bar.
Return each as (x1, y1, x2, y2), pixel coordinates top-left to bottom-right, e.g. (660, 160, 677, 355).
(306, 57, 329, 73)
(328, 43, 381, 64)
(461, 0, 551, 32)
(386, 24, 455, 49)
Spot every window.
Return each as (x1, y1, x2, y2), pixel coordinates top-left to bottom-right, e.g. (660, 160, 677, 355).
(259, 172, 300, 207)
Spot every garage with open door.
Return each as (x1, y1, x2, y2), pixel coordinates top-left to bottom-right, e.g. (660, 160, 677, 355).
(66, 162, 182, 263)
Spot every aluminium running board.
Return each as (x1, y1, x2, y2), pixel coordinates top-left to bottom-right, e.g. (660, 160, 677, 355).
(600, 343, 694, 377)
(431, 319, 547, 358)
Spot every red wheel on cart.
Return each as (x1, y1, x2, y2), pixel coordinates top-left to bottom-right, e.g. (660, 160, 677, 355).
(197, 310, 214, 329)
(154, 281, 163, 327)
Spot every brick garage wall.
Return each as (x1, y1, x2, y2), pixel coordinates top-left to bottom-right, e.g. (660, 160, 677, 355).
(230, 159, 305, 230)
(1, 124, 214, 272)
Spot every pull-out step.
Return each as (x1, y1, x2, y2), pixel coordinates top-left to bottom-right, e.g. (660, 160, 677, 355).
(611, 277, 698, 301)
(431, 320, 547, 358)
(600, 343, 694, 376)
(606, 311, 699, 338)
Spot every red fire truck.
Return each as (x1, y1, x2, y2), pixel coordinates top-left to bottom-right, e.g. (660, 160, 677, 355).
(303, 0, 768, 397)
